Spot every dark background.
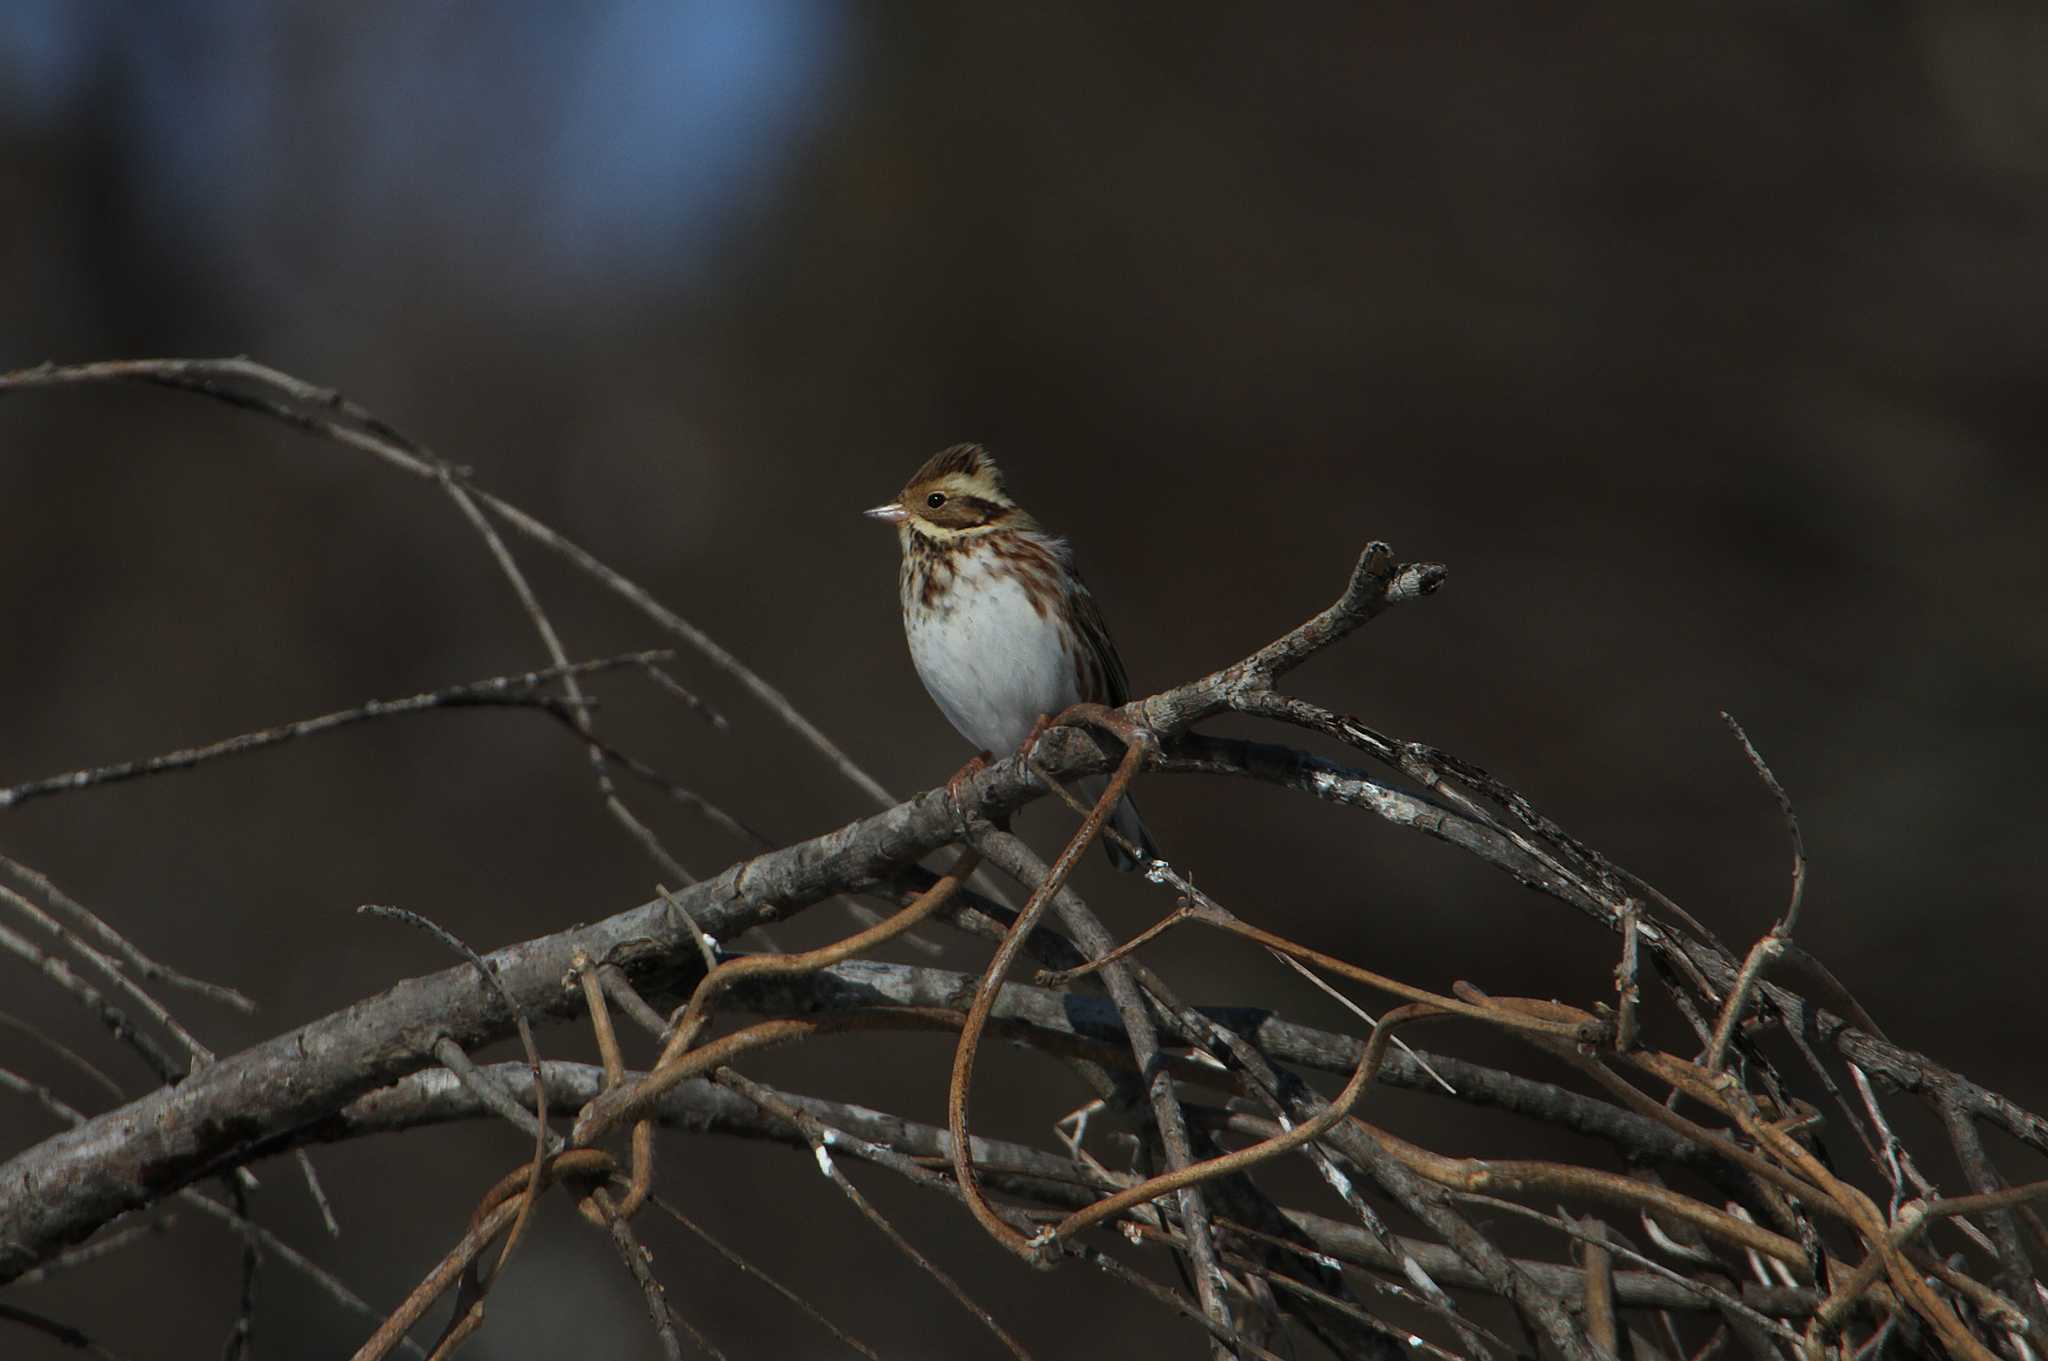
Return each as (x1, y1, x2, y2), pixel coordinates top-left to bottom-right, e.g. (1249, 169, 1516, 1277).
(3, 4, 2045, 1357)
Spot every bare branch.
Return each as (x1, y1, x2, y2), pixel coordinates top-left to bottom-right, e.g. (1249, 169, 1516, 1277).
(0, 357, 899, 813)
(0, 856, 254, 1012)
(0, 653, 670, 810)
(1720, 712, 1809, 935)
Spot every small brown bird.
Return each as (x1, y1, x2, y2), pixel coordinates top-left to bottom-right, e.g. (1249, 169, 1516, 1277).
(865, 444, 1158, 870)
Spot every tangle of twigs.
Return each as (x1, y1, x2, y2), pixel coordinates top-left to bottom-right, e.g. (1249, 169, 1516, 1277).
(0, 358, 2042, 1361)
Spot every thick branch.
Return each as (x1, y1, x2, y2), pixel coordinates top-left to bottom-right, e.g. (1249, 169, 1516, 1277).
(0, 716, 1384, 1278)
(0, 778, 994, 1278)
(304, 1060, 1826, 1320)
(5, 699, 2037, 1284)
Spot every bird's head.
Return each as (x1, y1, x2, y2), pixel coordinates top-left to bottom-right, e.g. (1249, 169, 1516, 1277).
(864, 443, 1031, 543)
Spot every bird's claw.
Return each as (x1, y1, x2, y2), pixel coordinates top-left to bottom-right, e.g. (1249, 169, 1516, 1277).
(945, 750, 992, 812)
(1016, 711, 1058, 763)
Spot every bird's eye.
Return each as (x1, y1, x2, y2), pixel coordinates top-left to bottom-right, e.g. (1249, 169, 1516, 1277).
(926, 492, 947, 508)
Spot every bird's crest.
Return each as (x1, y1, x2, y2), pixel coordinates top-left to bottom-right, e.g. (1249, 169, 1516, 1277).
(905, 443, 1009, 501)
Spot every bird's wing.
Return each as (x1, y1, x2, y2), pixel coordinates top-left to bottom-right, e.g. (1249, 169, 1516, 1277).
(1068, 572, 1133, 707)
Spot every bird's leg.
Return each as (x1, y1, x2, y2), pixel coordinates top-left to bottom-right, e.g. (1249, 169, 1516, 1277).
(957, 706, 1154, 824)
(1020, 703, 1154, 770)
(944, 750, 993, 810)
(1015, 711, 1058, 763)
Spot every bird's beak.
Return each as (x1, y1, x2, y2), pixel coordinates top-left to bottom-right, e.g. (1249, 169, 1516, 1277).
(863, 502, 909, 525)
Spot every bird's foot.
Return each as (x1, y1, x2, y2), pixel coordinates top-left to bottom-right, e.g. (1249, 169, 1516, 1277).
(1015, 711, 1059, 763)
(944, 750, 993, 811)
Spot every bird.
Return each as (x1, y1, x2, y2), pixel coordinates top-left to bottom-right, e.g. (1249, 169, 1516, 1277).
(865, 443, 1159, 871)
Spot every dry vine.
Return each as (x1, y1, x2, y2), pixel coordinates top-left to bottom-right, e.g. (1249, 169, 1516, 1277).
(0, 357, 2043, 1360)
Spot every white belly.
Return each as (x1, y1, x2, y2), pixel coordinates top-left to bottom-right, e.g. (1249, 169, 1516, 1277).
(905, 558, 1077, 755)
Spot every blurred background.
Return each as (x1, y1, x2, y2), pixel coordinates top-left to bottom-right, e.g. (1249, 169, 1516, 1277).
(2, 3, 2045, 1357)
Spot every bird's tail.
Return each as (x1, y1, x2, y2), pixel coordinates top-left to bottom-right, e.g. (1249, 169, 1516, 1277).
(1076, 774, 1159, 873)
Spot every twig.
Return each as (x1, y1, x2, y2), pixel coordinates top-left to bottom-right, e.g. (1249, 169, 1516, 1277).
(0, 1070, 424, 1356)
(646, 1193, 886, 1361)
(968, 825, 1242, 1354)
(355, 1056, 1830, 1325)
(0, 1010, 126, 1104)
(430, 1038, 549, 1145)
(1449, 1195, 1805, 1346)
(178, 1191, 430, 1358)
(0, 881, 217, 1073)
(1063, 1240, 1294, 1361)
(1701, 932, 1786, 1077)
(10, 1215, 173, 1284)
(593, 1189, 695, 1361)
(1576, 1215, 1619, 1359)
(1029, 763, 1460, 1093)
(0, 652, 671, 810)
(358, 905, 551, 1288)
(0, 919, 184, 1084)
(1263, 948, 1459, 1095)
(302, 1056, 1907, 1345)
(574, 850, 980, 1140)
(572, 953, 656, 1217)
(460, 472, 712, 892)
(949, 738, 1145, 1261)
(0, 855, 254, 1011)
(1615, 903, 1643, 1052)
(351, 1198, 524, 1361)
(1046, 1002, 1439, 1247)
(218, 1171, 259, 1361)
(1939, 1095, 2048, 1338)
(294, 1149, 342, 1237)
(0, 357, 900, 812)
(1203, 1236, 1472, 1361)
(1135, 540, 1446, 734)
(715, 1067, 1034, 1358)
(656, 881, 721, 979)
(1702, 715, 1808, 1075)
(640, 663, 729, 730)
(1720, 712, 1808, 935)
(0, 1301, 138, 1361)
(1031, 901, 1192, 988)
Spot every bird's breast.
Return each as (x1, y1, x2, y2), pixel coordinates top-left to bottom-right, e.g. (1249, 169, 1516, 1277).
(902, 548, 1078, 754)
